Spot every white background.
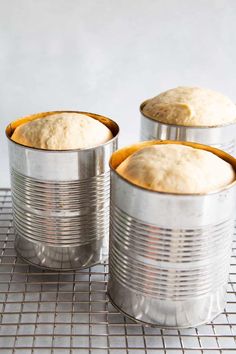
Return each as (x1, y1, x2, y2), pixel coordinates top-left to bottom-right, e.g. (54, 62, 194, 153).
(1, 0, 236, 187)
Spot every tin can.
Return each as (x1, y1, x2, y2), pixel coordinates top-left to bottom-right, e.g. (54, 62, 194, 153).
(140, 100, 236, 155)
(108, 140, 236, 328)
(6, 111, 119, 270)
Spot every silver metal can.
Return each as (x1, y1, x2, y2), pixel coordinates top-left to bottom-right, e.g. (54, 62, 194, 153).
(108, 140, 236, 328)
(140, 100, 236, 155)
(6, 111, 119, 270)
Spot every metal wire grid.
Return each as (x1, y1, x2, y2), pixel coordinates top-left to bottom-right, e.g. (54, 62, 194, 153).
(0, 189, 236, 353)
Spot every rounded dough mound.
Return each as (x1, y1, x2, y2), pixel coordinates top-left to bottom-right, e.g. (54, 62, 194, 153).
(142, 86, 236, 127)
(117, 144, 235, 194)
(11, 113, 113, 150)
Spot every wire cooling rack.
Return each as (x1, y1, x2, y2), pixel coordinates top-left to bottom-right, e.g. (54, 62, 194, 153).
(0, 189, 236, 353)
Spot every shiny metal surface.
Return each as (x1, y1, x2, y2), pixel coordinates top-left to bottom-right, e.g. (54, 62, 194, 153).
(6, 111, 119, 270)
(2, 189, 236, 352)
(108, 140, 236, 328)
(140, 100, 236, 155)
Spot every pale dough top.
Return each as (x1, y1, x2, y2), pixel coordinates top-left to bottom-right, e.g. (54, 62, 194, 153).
(142, 86, 236, 127)
(117, 144, 235, 194)
(11, 113, 113, 150)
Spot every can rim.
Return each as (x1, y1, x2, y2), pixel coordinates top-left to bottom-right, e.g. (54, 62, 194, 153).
(109, 140, 236, 196)
(5, 110, 119, 152)
(140, 99, 236, 129)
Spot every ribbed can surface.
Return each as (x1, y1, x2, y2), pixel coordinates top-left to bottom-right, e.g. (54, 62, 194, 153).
(140, 101, 236, 156)
(108, 141, 236, 328)
(6, 111, 119, 270)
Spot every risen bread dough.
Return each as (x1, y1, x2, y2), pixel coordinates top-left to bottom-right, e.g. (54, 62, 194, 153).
(11, 113, 113, 150)
(117, 144, 235, 194)
(142, 87, 236, 127)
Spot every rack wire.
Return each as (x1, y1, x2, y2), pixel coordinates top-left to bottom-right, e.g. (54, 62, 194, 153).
(0, 188, 236, 353)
